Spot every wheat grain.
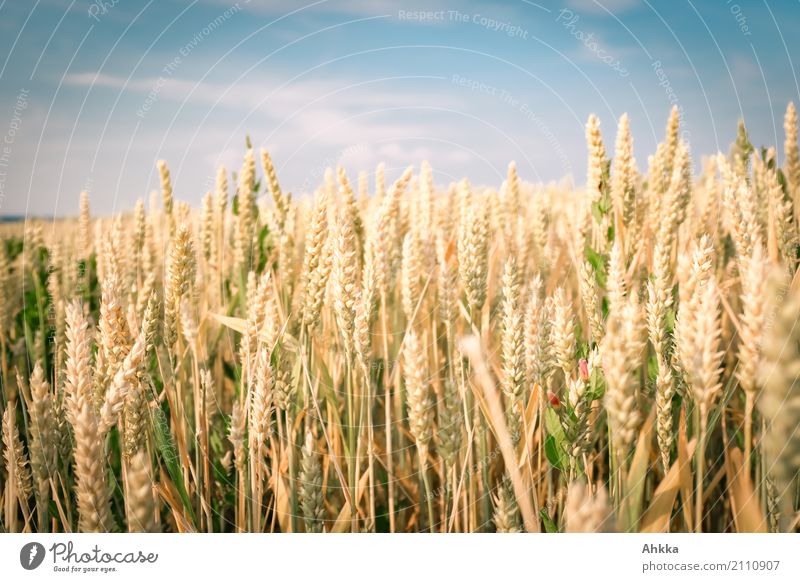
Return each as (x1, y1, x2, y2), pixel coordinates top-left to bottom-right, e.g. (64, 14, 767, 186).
(403, 329, 434, 466)
(493, 476, 521, 533)
(551, 286, 577, 381)
(126, 449, 158, 533)
(27, 363, 55, 526)
(331, 212, 360, 359)
(612, 113, 637, 230)
(564, 481, 616, 532)
(784, 102, 800, 202)
(758, 273, 800, 532)
(299, 429, 325, 532)
(524, 275, 553, 388)
(602, 295, 645, 454)
(65, 300, 113, 532)
(2, 401, 33, 524)
(457, 193, 489, 314)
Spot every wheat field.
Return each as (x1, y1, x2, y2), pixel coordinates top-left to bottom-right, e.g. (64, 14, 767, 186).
(1, 105, 799, 533)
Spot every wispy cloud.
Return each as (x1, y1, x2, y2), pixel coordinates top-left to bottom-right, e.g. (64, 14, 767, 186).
(64, 71, 461, 112)
(565, 0, 640, 15)
(62, 69, 475, 189)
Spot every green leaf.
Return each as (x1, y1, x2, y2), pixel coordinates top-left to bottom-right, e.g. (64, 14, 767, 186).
(600, 296, 610, 320)
(664, 306, 676, 333)
(545, 436, 566, 471)
(4, 236, 24, 261)
(540, 508, 559, 533)
(601, 159, 612, 186)
(585, 246, 608, 289)
(598, 195, 612, 215)
(777, 168, 788, 197)
(647, 354, 659, 384)
(543, 407, 568, 471)
(590, 200, 604, 224)
(586, 367, 607, 401)
(151, 406, 197, 527)
(257, 224, 272, 273)
(576, 338, 589, 361)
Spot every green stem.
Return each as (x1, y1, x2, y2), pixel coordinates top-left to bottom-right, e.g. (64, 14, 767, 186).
(285, 408, 298, 533)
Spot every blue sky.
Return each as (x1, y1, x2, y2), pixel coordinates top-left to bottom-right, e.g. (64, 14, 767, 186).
(1, 0, 799, 216)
